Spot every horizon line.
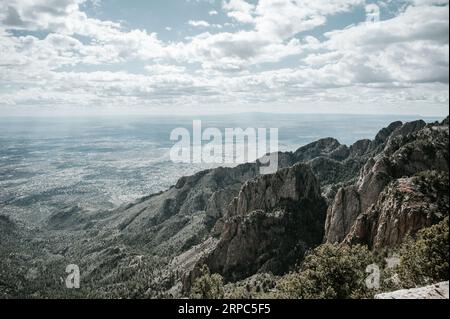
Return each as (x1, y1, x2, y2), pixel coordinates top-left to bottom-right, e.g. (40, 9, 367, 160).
(0, 111, 448, 119)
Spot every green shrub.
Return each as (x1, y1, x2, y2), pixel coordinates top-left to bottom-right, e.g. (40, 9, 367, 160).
(276, 244, 377, 299)
(224, 273, 278, 299)
(190, 265, 225, 299)
(397, 217, 449, 287)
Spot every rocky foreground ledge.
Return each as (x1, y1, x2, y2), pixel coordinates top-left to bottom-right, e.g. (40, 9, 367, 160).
(375, 282, 449, 299)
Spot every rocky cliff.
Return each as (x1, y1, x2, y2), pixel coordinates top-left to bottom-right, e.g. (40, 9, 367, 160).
(55, 116, 450, 296)
(345, 171, 449, 249)
(1, 116, 448, 298)
(199, 164, 327, 283)
(325, 119, 449, 247)
(375, 281, 449, 299)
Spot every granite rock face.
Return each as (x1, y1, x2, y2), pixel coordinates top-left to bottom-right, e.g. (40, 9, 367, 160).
(324, 185, 362, 244)
(2, 116, 448, 298)
(325, 118, 449, 246)
(293, 138, 342, 162)
(93, 133, 377, 258)
(105, 163, 263, 253)
(185, 163, 327, 288)
(345, 171, 449, 249)
(375, 281, 449, 299)
(108, 117, 447, 293)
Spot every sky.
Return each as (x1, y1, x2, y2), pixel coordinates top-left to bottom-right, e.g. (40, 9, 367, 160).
(0, 0, 448, 116)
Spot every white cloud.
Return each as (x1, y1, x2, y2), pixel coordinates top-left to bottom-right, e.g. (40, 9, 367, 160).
(145, 64, 186, 75)
(221, 0, 365, 38)
(312, 4, 450, 84)
(413, 0, 448, 5)
(172, 31, 304, 71)
(325, 5, 448, 49)
(0, 0, 167, 63)
(173, 0, 364, 71)
(254, 0, 365, 39)
(223, 0, 255, 24)
(0, 0, 448, 115)
(0, 0, 85, 31)
(188, 20, 211, 27)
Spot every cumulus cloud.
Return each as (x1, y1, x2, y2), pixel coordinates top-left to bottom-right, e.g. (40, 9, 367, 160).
(173, 0, 364, 71)
(309, 4, 449, 84)
(0, 0, 167, 63)
(173, 31, 304, 71)
(145, 64, 186, 75)
(188, 20, 211, 27)
(0, 0, 85, 30)
(0, 0, 448, 115)
(253, 0, 365, 39)
(223, 0, 256, 24)
(413, 0, 449, 5)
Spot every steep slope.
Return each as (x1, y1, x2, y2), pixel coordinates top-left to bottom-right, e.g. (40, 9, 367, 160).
(96, 154, 298, 256)
(325, 118, 448, 246)
(77, 135, 369, 259)
(345, 171, 449, 249)
(183, 163, 327, 290)
(2, 117, 447, 298)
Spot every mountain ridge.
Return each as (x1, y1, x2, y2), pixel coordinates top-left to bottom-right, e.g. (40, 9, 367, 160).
(0, 116, 448, 298)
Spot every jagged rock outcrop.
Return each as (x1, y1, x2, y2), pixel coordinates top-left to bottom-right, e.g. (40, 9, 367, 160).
(345, 171, 449, 249)
(349, 139, 371, 157)
(292, 125, 413, 192)
(293, 138, 369, 187)
(225, 163, 322, 218)
(110, 116, 447, 294)
(294, 138, 342, 161)
(307, 156, 362, 186)
(324, 185, 361, 244)
(107, 163, 262, 254)
(375, 281, 449, 299)
(368, 121, 403, 154)
(92, 135, 372, 257)
(325, 118, 449, 246)
(4, 115, 445, 299)
(184, 163, 327, 288)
